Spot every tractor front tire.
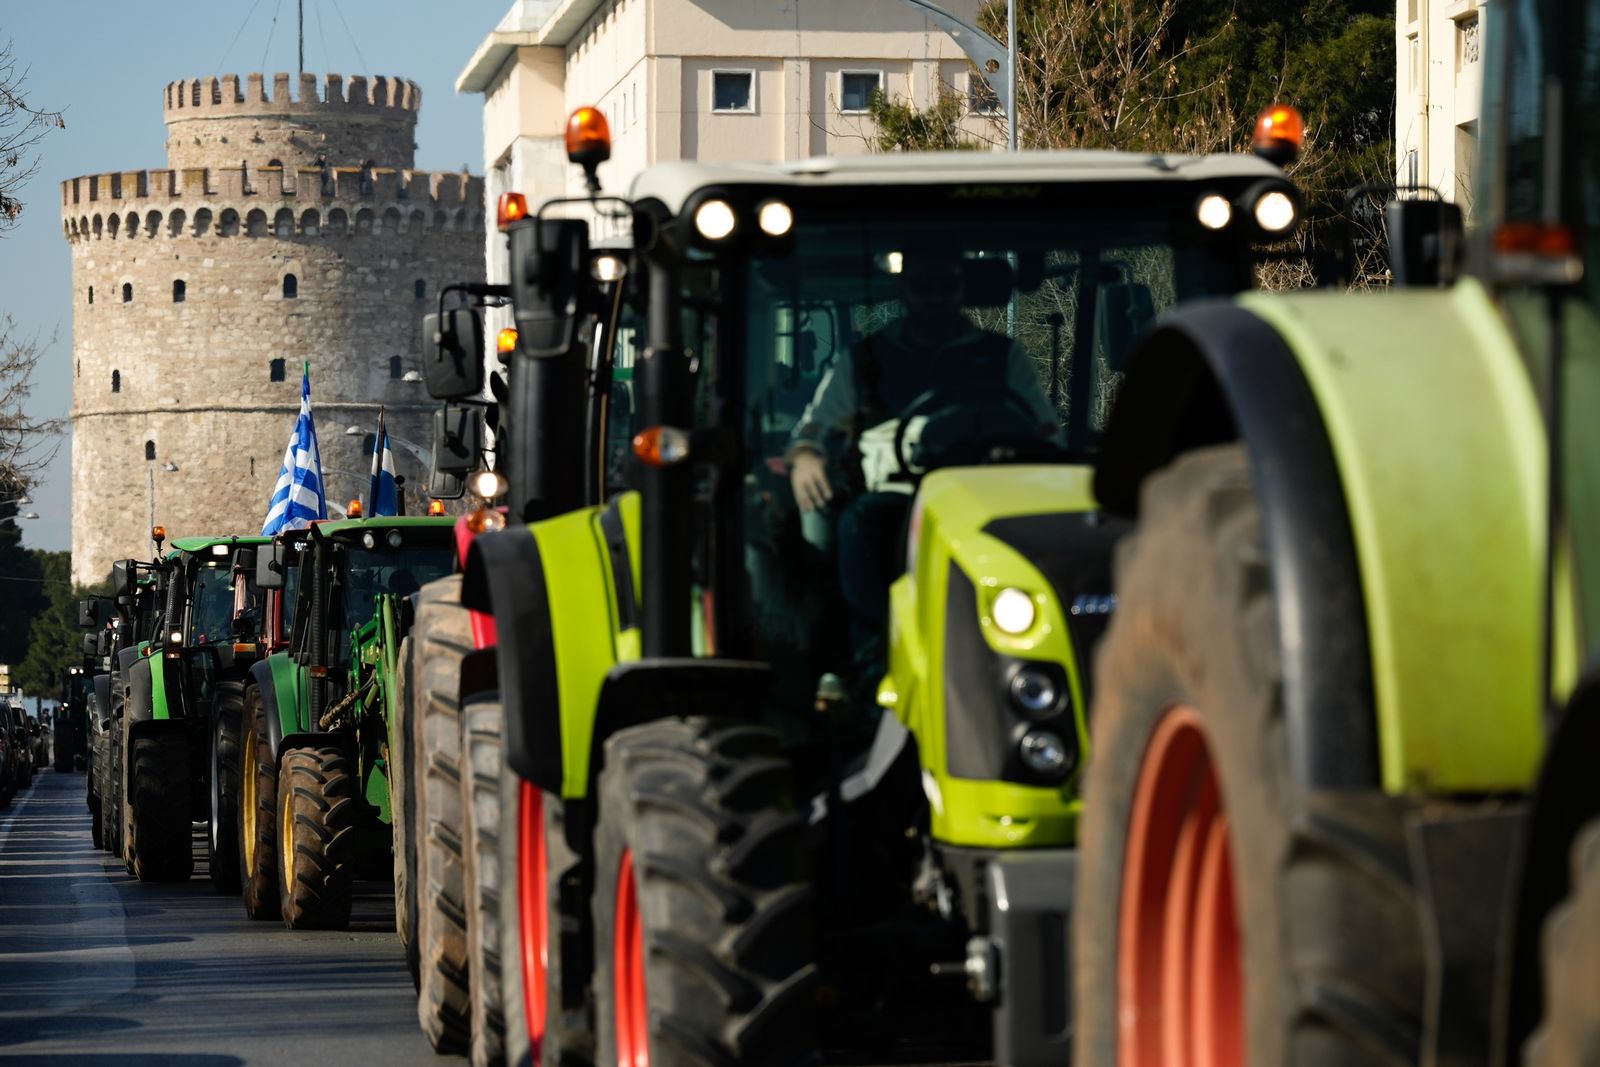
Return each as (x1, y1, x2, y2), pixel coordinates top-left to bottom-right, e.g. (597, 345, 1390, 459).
(1525, 817, 1600, 1066)
(128, 734, 195, 882)
(277, 744, 357, 930)
(208, 682, 244, 894)
(1074, 445, 1425, 1067)
(416, 575, 473, 1053)
(393, 633, 422, 989)
(238, 686, 280, 920)
(463, 696, 507, 1067)
(594, 718, 817, 1067)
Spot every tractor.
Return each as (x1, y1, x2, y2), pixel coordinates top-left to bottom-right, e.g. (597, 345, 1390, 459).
(55, 664, 89, 773)
(238, 513, 454, 929)
(1070, 0, 1600, 1064)
(445, 107, 1310, 1066)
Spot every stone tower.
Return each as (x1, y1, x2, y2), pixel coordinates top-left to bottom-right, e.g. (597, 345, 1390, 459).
(60, 73, 485, 585)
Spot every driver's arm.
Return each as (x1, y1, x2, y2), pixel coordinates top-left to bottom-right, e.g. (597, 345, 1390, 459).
(1005, 343, 1067, 443)
(785, 352, 860, 512)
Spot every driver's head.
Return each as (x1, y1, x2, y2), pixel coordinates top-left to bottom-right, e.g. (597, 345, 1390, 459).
(896, 252, 966, 326)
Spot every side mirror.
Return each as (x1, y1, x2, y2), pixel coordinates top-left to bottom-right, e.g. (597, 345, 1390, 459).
(255, 543, 287, 590)
(77, 598, 105, 630)
(111, 560, 135, 600)
(81, 633, 99, 657)
(429, 404, 482, 500)
(422, 308, 486, 399)
(1096, 282, 1157, 373)
(233, 546, 257, 576)
(509, 219, 590, 358)
(1386, 198, 1464, 287)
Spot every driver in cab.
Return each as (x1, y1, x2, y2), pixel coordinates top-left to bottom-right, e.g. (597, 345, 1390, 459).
(785, 250, 1060, 680)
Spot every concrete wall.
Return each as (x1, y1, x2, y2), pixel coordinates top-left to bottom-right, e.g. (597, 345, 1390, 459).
(1396, 0, 1484, 213)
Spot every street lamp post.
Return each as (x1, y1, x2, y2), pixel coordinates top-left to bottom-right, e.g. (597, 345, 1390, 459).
(893, 0, 1016, 149)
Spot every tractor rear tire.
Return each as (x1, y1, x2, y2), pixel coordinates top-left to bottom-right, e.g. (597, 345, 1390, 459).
(208, 682, 244, 894)
(463, 695, 506, 1067)
(110, 716, 128, 867)
(89, 786, 103, 849)
(129, 734, 195, 882)
(416, 575, 473, 1053)
(238, 686, 281, 920)
(1525, 817, 1600, 1066)
(1074, 445, 1425, 1067)
(393, 633, 422, 989)
(594, 718, 818, 1067)
(501, 766, 594, 1067)
(277, 744, 357, 930)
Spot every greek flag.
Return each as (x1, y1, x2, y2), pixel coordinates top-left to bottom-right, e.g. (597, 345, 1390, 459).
(261, 366, 327, 535)
(368, 409, 399, 517)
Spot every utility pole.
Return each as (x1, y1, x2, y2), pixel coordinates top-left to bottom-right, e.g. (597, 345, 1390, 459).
(893, 0, 1015, 136)
(298, 0, 304, 75)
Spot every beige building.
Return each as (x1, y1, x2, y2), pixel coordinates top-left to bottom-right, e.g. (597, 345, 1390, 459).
(457, 0, 994, 270)
(1396, 0, 1484, 213)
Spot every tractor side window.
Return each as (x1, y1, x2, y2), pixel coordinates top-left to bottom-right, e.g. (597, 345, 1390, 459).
(189, 563, 235, 646)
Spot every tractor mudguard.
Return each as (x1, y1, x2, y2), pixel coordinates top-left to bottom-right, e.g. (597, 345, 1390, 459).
(92, 675, 112, 728)
(466, 494, 641, 799)
(1094, 283, 1545, 795)
(126, 715, 188, 747)
(457, 647, 498, 707)
(127, 657, 156, 724)
(248, 654, 303, 756)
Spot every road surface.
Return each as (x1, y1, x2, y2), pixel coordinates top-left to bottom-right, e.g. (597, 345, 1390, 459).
(0, 768, 439, 1065)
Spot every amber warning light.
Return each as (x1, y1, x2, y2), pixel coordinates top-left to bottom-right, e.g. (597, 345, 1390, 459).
(566, 107, 612, 167)
(497, 328, 519, 355)
(347, 499, 363, 518)
(428, 499, 446, 516)
(497, 192, 528, 231)
(1252, 105, 1304, 166)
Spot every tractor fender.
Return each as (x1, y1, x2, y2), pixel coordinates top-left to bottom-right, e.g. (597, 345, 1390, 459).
(465, 495, 641, 800)
(1096, 282, 1545, 795)
(247, 656, 300, 757)
(126, 656, 156, 725)
(126, 715, 188, 747)
(92, 674, 112, 729)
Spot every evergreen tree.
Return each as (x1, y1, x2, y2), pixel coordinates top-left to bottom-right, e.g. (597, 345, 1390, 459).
(14, 552, 78, 697)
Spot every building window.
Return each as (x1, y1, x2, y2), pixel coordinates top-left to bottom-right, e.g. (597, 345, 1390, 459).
(269, 358, 286, 382)
(712, 70, 755, 113)
(121, 282, 133, 303)
(173, 279, 186, 303)
(840, 71, 883, 113)
(969, 73, 1002, 115)
(389, 355, 403, 379)
(144, 440, 155, 462)
(414, 278, 425, 300)
(283, 274, 298, 299)
(87, 286, 93, 305)
(112, 370, 121, 393)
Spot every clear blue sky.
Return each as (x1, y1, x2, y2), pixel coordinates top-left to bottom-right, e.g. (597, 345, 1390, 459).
(2, 0, 509, 556)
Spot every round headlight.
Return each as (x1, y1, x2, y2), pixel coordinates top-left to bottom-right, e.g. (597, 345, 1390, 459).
(992, 588, 1036, 635)
(1009, 667, 1061, 716)
(757, 200, 793, 237)
(470, 469, 509, 501)
(386, 529, 404, 550)
(1196, 193, 1232, 230)
(1254, 190, 1297, 233)
(361, 531, 377, 550)
(1019, 729, 1070, 776)
(591, 253, 627, 283)
(694, 199, 737, 241)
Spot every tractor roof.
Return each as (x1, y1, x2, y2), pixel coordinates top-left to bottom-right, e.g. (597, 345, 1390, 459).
(313, 515, 455, 539)
(167, 534, 271, 557)
(629, 150, 1287, 215)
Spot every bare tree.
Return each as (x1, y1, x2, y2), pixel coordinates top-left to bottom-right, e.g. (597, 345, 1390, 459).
(0, 38, 65, 234)
(0, 315, 63, 498)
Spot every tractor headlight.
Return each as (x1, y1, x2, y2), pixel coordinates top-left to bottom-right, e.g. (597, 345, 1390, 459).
(361, 531, 377, 550)
(470, 469, 509, 501)
(168, 629, 183, 646)
(1196, 193, 1232, 230)
(1009, 666, 1061, 717)
(694, 199, 737, 241)
(386, 529, 404, 550)
(757, 200, 793, 237)
(991, 588, 1036, 635)
(1018, 729, 1070, 777)
(1253, 190, 1297, 233)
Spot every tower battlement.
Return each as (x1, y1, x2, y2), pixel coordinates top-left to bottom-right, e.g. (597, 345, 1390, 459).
(163, 73, 421, 122)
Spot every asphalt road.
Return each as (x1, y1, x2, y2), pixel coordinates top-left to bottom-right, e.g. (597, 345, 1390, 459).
(0, 767, 440, 1065)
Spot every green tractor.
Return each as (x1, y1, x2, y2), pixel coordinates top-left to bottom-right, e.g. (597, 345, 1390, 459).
(454, 110, 1309, 1065)
(1069, 1, 1600, 1064)
(239, 514, 455, 929)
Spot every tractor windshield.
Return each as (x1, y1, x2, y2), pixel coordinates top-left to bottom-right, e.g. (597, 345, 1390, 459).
(676, 201, 1252, 712)
(338, 539, 454, 634)
(189, 562, 235, 645)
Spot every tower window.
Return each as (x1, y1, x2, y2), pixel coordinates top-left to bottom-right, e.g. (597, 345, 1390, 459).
(144, 440, 155, 462)
(173, 279, 186, 303)
(389, 355, 403, 379)
(112, 370, 121, 393)
(283, 274, 298, 299)
(414, 279, 425, 300)
(269, 358, 286, 382)
(121, 283, 133, 303)
(87, 286, 93, 305)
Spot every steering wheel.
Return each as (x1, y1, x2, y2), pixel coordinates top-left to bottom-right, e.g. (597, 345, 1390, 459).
(890, 383, 1064, 479)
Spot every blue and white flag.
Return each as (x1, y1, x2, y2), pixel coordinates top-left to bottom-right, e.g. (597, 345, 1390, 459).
(368, 409, 399, 517)
(261, 366, 327, 535)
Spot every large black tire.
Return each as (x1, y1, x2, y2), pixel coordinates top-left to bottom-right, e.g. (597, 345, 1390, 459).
(238, 686, 281, 920)
(54, 727, 73, 773)
(277, 744, 358, 930)
(208, 681, 244, 894)
(109, 716, 127, 866)
(463, 696, 506, 1067)
(1074, 445, 1425, 1067)
(89, 783, 103, 849)
(1525, 817, 1600, 1066)
(128, 733, 195, 882)
(393, 633, 422, 989)
(416, 575, 473, 1053)
(593, 718, 817, 1067)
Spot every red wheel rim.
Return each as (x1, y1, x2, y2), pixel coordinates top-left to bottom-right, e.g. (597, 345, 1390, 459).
(614, 847, 649, 1067)
(519, 782, 549, 1062)
(1118, 705, 1243, 1067)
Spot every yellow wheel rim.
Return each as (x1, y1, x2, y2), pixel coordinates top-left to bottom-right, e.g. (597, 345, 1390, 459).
(280, 770, 295, 885)
(241, 731, 257, 871)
